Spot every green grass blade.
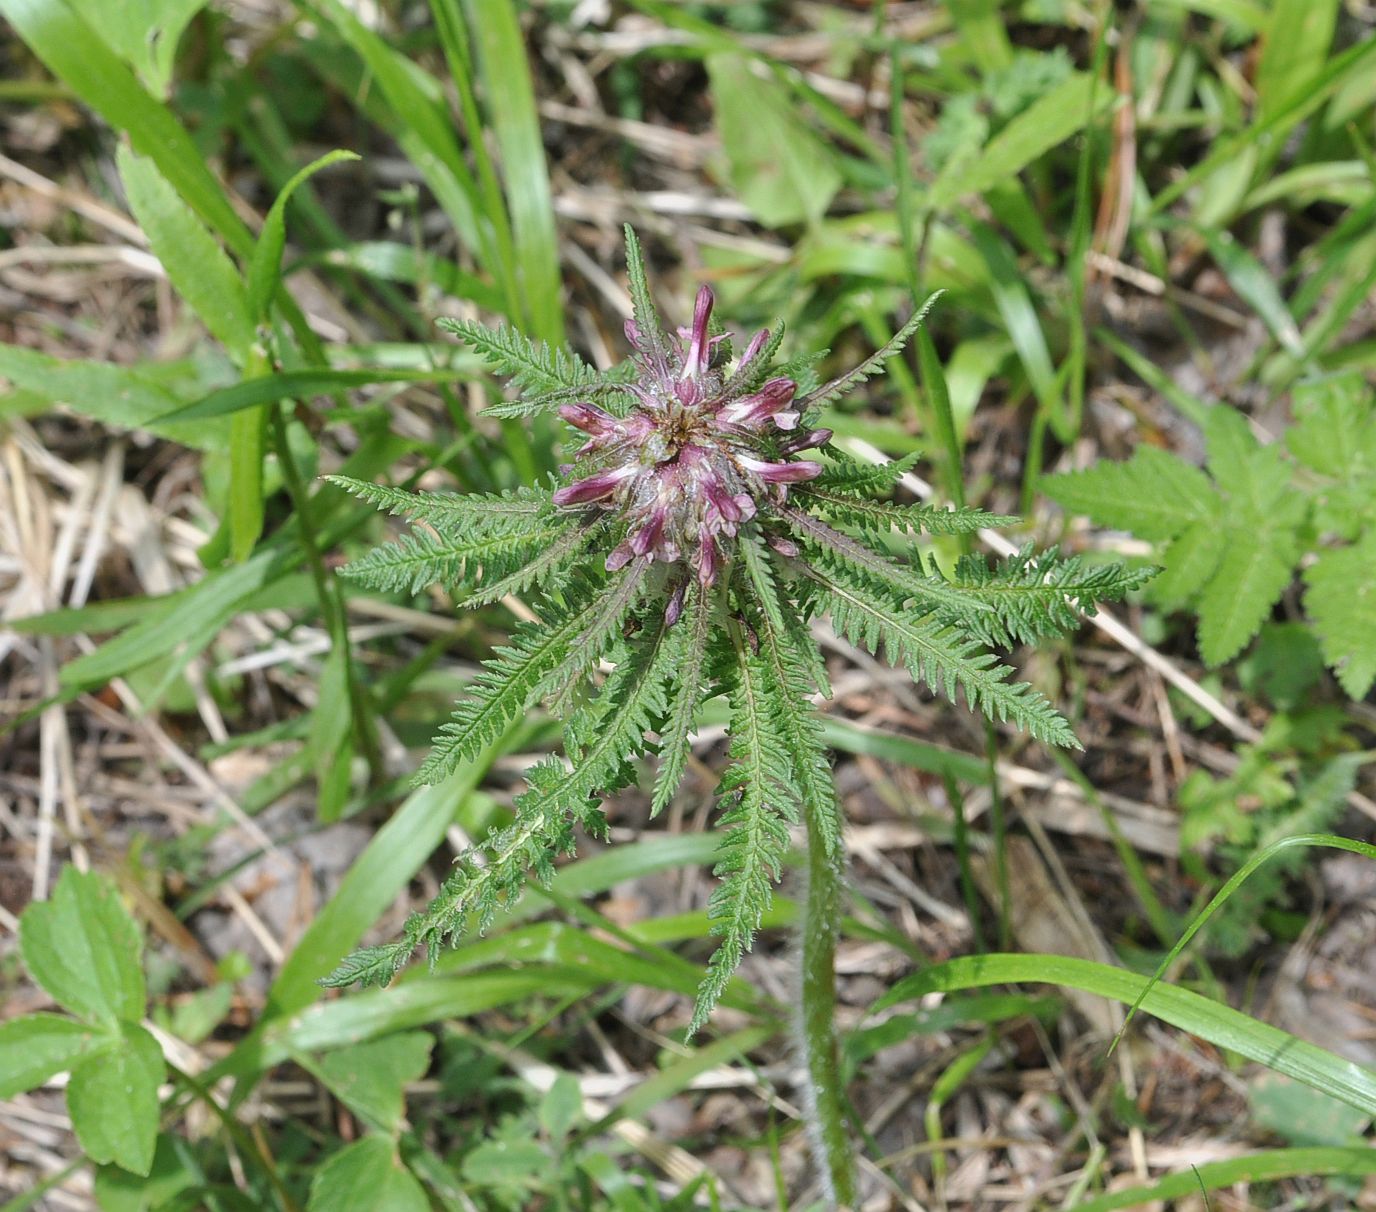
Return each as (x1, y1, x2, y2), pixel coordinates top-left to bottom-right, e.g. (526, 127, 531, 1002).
(1114, 832, 1376, 1048)
(1069, 1146, 1376, 1212)
(456, 0, 562, 343)
(877, 953, 1376, 1117)
(247, 148, 360, 324)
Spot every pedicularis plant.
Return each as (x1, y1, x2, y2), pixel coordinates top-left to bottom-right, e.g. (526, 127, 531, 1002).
(324, 228, 1148, 1199)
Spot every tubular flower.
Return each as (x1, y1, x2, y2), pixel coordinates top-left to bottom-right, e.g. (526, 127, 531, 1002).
(552, 283, 828, 591)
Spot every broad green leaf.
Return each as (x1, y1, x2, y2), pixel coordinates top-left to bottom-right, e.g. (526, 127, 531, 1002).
(1250, 1073, 1371, 1147)
(877, 953, 1376, 1118)
(66, 0, 206, 95)
(0, 1014, 113, 1098)
(259, 972, 578, 1063)
(1288, 374, 1376, 480)
(307, 1136, 428, 1212)
(67, 1022, 164, 1176)
(308, 643, 354, 822)
(60, 551, 279, 689)
(1042, 446, 1220, 541)
(1201, 408, 1288, 512)
(927, 72, 1114, 212)
(93, 1135, 200, 1212)
(314, 1032, 433, 1135)
(158, 366, 469, 423)
(0, 344, 227, 450)
(20, 868, 145, 1027)
(463, 1139, 547, 1188)
(707, 54, 841, 228)
(116, 145, 255, 358)
(538, 1073, 582, 1142)
(247, 149, 360, 324)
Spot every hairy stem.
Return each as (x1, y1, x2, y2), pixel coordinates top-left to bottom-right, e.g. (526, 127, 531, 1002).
(798, 798, 857, 1209)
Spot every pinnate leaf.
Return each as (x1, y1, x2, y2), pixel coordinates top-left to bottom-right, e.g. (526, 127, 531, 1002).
(1043, 446, 1219, 541)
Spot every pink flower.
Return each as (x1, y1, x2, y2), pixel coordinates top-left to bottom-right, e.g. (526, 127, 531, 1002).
(552, 464, 637, 506)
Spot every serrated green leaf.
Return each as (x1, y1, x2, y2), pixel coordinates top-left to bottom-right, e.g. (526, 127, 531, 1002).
(1043, 446, 1220, 541)
(1150, 520, 1228, 609)
(0, 1014, 113, 1099)
(1196, 536, 1297, 666)
(1288, 375, 1376, 480)
(1204, 413, 1293, 516)
(1304, 534, 1376, 698)
(67, 1022, 164, 1176)
(20, 868, 145, 1027)
(117, 145, 254, 358)
(307, 1136, 428, 1212)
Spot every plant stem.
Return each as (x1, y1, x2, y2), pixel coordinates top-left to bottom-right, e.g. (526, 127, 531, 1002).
(798, 798, 858, 1209)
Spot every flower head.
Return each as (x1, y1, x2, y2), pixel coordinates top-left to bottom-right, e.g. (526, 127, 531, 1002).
(553, 282, 829, 591)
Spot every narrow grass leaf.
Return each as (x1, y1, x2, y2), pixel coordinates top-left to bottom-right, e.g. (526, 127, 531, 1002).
(1069, 1147, 1376, 1212)
(247, 149, 360, 324)
(878, 953, 1376, 1117)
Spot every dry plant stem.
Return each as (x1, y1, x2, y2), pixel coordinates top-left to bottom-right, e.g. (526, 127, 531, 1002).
(798, 799, 857, 1209)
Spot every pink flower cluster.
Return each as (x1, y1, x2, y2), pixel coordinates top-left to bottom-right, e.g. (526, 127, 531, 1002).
(551, 285, 830, 604)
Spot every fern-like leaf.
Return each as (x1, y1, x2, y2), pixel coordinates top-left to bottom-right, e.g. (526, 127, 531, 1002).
(622, 224, 672, 372)
(804, 559, 1079, 749)
(340, 521, 574, 597)
(785, 507, 995, 626)
(540, 560, 650, 711)
(719, 321, 787, 399)
(417, 590, 602, 784)
(691, 639, 799, 1035)
(797, 486, 1016, 537)
(738, 538, 844, 859)
(650, 580, 713, 817)
(949, 545, 1157, 645)
(794, 293, 941, 412)
(326, 475, 549, 531)
(438, 316, 600, 394)
(365, 617, 683, 980)
(811, 449, 923, 495)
